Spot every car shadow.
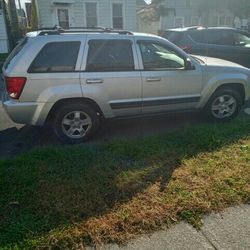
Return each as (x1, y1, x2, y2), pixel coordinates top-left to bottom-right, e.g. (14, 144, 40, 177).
(0, 112, 201, 158)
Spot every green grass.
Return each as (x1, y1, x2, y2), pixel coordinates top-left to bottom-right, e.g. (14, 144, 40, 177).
(0, 119, 250, 249)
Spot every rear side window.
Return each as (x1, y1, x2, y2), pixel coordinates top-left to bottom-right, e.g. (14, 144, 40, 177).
(189, 30, 235, 45)
(162, 31, 182, 43)
(28, 42, 80, 73)
(188, 30, 207, 43)
(86, 40, 134, 72)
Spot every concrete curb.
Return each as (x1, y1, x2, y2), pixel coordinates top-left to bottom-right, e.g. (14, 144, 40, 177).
(89, 205, 250, 250)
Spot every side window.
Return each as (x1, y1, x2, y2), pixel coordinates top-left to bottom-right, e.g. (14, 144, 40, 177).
(233, 31, 250, 47)
(189, 30, 234, 45)
(138, 41, 185, 70)
(207, 31, 234, 46)
(189, 30, 208, 43)
(86, 40, 134, 72)
(28, 42, 80, 73)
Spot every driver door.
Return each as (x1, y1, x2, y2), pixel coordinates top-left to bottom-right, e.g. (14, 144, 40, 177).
(137, 40, 203, 114)
(232, 30, 250, 68)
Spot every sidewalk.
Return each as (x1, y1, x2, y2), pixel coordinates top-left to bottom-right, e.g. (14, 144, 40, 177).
(92, 205, 250, 250)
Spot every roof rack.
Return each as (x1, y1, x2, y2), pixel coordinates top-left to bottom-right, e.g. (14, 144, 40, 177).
(38, 26, 133, 36)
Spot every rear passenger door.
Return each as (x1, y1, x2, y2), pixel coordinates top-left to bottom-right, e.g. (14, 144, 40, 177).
(231, 30, 250, 68)
(80, 37, 142, 118)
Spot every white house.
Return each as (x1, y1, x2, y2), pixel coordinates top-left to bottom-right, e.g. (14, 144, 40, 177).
(138, 0, 235, 34)
(158, 0, 234, 30)
(0, 1, 9, 53)
(35, 0, 141, 31)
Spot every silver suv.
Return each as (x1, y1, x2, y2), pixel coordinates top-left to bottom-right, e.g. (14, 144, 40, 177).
(2, 28, 250, 143)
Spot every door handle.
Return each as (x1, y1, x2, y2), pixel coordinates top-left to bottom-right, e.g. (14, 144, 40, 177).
(146, 77, 161, 82)
(86, 79, 103, 84)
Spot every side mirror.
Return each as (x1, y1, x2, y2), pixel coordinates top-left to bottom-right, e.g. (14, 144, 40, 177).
(185, 58, 195, 70)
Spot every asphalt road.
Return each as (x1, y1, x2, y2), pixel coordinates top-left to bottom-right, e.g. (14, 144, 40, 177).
(1, 79, 250, 158)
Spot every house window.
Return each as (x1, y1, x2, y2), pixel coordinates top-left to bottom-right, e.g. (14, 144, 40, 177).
(57, 8, 69, 29)
(86, 3, 97, 27)
(112, 3, 123, 29)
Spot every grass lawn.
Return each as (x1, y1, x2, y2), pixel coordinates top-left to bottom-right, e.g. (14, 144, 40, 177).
(0, 119, 249, 249)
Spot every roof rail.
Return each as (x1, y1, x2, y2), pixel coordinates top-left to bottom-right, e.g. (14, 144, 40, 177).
(38, 26, 133, 36)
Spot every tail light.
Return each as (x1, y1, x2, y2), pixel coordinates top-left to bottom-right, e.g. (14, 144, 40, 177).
(180, 45, 192, 53)
(5, 77, 27, 99)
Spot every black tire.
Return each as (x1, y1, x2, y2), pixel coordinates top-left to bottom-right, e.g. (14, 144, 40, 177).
(205, 88, 242, 122)
(52, 103, 100, 144)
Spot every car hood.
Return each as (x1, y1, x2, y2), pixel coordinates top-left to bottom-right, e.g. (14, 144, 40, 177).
(192, 55, 246, 69)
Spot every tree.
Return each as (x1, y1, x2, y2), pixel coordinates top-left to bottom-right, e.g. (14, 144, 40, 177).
(7, 0, 21, 48)
(1, 0, 11, 49)
(31, 0, 38, 30)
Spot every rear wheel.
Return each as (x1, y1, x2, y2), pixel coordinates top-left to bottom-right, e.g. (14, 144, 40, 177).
(52, 103, 100, 144)
(206, 88, 242, 122)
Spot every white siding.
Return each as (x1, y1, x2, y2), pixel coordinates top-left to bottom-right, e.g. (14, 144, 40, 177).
(159, 0, 234, 29)
(36, 0, 138, 31)
(35, 0, 54, 28)
(0, 9, 8, 53)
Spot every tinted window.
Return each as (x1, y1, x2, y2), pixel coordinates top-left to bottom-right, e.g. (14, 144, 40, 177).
(188, 30, 207, 43)
(86, 40, 134, 72)
(28, 42, 80, 73)
(162, 31, 182, 43)
(189, 30, 234, 45)
(139, 41, 185, 70)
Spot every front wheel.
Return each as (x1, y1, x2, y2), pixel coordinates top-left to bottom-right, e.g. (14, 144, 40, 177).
(205, 88, 242, 122)
(52, 103, 100, 144)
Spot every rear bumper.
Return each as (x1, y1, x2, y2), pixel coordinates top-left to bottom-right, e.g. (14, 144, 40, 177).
(2, 94, 53, 126)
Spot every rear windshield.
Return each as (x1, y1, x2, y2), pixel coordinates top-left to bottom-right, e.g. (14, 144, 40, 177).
(4, 37, 28, 70)
(162, 31, 183, 43)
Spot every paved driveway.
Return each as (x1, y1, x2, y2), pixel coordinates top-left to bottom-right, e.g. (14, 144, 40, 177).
(0, 79, 249, 157)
